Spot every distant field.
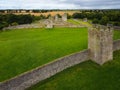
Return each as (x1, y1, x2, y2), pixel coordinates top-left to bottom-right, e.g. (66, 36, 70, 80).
(15, 11, 79, 16)
(0, 27, 87, 82)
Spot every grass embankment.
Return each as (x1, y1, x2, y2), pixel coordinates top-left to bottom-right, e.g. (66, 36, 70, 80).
(28, 50, 120, 90)
(67, 19, 92, 27)
(67, 19, 80, 25)
(0, 28, 88, 82)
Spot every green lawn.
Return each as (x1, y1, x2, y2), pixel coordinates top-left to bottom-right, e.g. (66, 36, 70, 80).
(67, 19, 92, 27)
(28, 50, 120, 90)
(67, 19, 80, 25)
(0, 28, 88, 82)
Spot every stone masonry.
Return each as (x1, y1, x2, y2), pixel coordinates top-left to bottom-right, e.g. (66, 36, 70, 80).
(46, 20, 53, 28)
(88, 25, 113, 65)
(62, 13, 67, 21)
(55, 14, 59, 22)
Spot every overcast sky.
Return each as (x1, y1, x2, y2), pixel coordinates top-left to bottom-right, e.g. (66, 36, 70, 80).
(0, 0, 120, 9)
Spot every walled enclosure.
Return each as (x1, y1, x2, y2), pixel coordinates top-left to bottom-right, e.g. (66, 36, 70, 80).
(0, 26, 120, 90)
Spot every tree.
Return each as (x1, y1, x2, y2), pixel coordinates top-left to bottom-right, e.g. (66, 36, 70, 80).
(99, 16, 109, 25)
(92, 18, 99, 24)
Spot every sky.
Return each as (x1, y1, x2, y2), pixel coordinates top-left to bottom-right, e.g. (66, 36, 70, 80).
(0, 0, 120, 9)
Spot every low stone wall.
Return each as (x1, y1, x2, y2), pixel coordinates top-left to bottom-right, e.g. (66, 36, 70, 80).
(114, 26, 120, 30)
(2, 24, 43, 30)
(0, 49, 89, 90)
(54, 25, 85, 28)
(113, 39, 120, 51)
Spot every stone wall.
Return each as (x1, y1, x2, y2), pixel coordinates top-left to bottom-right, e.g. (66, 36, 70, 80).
(54, 25, 85, 28)
(3, 24, 43, 30)
(0, 49, 89, 90)
(114, 26, 120, 30)
(113, 39, 120, 51)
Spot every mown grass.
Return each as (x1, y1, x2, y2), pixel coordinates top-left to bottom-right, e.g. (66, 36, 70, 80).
(67, 19, 92, 27)
(67, 19, 80, 25)
(0, 28, 88, 82)
(28, 50, 120, 90)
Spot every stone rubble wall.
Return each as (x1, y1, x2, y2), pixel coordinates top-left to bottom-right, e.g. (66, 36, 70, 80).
(114, 26, 120, 30)
(2, 24, 43, 30)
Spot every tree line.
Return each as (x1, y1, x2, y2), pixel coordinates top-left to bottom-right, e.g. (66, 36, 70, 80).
(72, 10, 120, 26)
(0, 10, 120, 30)
(0, 14, 46, 30)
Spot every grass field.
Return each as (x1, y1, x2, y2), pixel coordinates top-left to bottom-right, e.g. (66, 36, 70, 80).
(67, 19, 80, 25)
(0, 28, 120, 82)
(0, 27, 88, 82)
(67, 19, 92, 27)
(15, 11, 78, 16)
(28, 50, 120, 90)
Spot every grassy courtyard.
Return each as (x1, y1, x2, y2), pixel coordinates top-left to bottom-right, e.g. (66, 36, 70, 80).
(0, 27, 88, 82)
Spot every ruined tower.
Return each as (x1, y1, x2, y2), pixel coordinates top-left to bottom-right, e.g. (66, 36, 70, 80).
(88, 25, 113, 65)
(55, 14, 59, 22)
(62, 13, 67, 21)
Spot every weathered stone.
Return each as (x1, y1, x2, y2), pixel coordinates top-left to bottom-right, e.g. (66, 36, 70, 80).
(49, 16, 54, 22)
(83, 18, 88, 22)
(62, 13, 67, 21)
(88, 25, 113, 65)
(46, 20, 53, 28)
(55, 14, 59, 22)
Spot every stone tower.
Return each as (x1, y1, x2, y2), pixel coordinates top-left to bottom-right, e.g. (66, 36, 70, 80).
(88, 25, 113, 65)
(62, 13, 67, 21)
(55, 14, 59, 22)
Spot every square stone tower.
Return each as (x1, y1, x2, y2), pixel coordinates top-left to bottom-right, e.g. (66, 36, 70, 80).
(55, 14, 59, 22)
(62, 13, 67, 21)
(88, 25, 113, 65)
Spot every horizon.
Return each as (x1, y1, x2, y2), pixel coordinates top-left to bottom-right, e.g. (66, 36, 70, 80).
(0, 0, 120, 10)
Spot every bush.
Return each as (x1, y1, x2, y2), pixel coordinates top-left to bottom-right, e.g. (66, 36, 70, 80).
(11, 22, 18, 26)
(99, 16, 109, 25)
(0, 21, 9, 30)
